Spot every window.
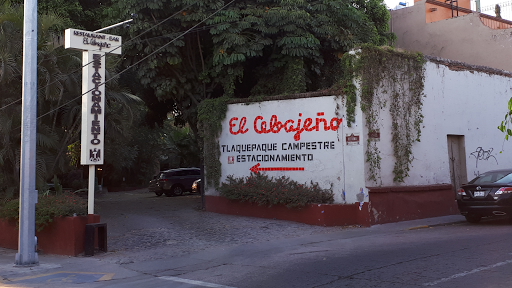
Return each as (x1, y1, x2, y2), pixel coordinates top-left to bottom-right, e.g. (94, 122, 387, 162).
(469, 171, 512, 184)
(174, 170, 186, 176)
(164, 171, 176, 178)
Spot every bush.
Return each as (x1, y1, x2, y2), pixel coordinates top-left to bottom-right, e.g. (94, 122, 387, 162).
(219, 173, 334, 208)
(0, 192, 87, 231)
(59, 169, 84, 188)
(71, 179, 84, 191)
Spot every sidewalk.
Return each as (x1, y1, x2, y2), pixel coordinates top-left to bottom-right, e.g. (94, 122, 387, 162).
(0, 215, 466, 287)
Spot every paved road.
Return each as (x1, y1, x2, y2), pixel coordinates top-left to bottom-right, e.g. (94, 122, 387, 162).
(104, 215, 511, 288)
(2, 190, 512, 287)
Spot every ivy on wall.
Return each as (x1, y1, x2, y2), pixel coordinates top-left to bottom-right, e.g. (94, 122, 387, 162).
(340, 45, 425, 182)
(336, 54, 357, 127)
(197, 96, 229, 188)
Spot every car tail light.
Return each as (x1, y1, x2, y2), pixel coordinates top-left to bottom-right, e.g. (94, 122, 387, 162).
(456, 188, 466, 196)
(159, 179, 167, 182)
(495, 187, 512, 195)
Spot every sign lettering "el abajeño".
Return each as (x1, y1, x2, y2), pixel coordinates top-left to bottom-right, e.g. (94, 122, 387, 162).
(229, 112, 343, 141)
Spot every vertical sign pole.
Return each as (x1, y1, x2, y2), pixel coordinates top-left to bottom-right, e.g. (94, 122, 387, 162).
(81, 51, 105, 215)
(16, 0, 38, 266)
(88, 165, 95, 214)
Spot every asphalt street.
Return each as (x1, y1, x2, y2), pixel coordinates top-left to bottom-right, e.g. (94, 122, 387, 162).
(1, 190, 512, 288)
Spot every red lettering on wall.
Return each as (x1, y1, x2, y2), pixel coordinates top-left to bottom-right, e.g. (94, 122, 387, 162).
(254, 116, 266, 134)
(329, 117, 343, 130)
(230, 113, 343, 141)
(229, 117, 248, 135)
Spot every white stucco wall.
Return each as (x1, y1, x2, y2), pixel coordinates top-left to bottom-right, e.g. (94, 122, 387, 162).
(207, 55, 512, 201)
(367, 59, 512, 187)
(207, 96, 367, 204)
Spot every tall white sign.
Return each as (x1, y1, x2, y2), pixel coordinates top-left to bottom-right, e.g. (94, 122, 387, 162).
(65, 28, 122, 213)
(65, 28, 122, 165)
(80, 51, 105, 165)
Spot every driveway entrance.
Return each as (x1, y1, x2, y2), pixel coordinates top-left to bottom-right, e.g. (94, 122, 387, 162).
(95, 189, 348, 263)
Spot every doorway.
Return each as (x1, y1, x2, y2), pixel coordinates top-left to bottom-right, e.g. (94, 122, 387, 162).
(447, 135, 468, 197)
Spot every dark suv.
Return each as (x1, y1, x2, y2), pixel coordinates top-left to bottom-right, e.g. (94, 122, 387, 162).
(151, 168, 201, 197)
(148, 171, 165, 196)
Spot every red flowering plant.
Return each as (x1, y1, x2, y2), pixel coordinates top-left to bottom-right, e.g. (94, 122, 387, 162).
(219, 172, 334, 208)
(0, 192, 87, 231)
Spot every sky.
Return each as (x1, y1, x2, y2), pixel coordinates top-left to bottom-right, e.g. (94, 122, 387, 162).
(383, 0, 510, 18)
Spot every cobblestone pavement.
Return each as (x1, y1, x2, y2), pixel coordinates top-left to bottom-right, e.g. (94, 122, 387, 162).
(94, 189, 356, 264)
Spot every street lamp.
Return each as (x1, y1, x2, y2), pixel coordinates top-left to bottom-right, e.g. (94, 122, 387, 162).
(94, 14, 137, 33)
(94, 19, 133, 33)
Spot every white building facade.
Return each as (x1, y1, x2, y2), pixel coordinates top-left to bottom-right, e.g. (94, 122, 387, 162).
(205, 55, 512, 225)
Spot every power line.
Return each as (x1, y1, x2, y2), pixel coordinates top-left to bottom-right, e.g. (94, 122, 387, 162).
(136, 21, 239, 42)
(11, 0, 236, 131)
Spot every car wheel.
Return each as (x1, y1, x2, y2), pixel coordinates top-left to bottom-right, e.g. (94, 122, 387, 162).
(172, 185, 184, 196)
(465, 214, 482, 223)
(155, 191, 163, 197)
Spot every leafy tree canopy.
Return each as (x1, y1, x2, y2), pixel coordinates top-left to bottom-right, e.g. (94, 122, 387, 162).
(10, 0, 110, 30)
(105, 0, 395, 132)
(0, 0, 151, 198)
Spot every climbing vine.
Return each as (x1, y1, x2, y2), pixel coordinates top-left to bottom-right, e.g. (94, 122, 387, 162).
(335, 54, 358, 127)
(197, 96, 230, 188)
(341, 46, 425, 182)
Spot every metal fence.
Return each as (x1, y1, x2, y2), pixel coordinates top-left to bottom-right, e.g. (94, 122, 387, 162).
(477, 0, 512, 20)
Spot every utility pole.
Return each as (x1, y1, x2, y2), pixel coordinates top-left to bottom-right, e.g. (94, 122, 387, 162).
(16, 0, 38, 266)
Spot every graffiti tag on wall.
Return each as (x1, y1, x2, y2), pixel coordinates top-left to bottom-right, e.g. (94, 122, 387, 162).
(470, 147, 498, 168)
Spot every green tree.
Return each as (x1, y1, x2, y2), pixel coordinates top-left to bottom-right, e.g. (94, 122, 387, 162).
(350, 0, 396, 46)
(499, 99, 512, 140)
(100, 112, 200, 187)
(106, 0, 394, 136)
(0, 0, 144, 198)
(161, 119, 201, 169)
(10, 0, 110, 30)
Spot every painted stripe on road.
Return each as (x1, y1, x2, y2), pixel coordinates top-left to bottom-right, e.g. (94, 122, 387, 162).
(407, 225, 430, 230)
(423, 259, 512, 286)
(7, 271, 114, 284)
(159, 276, 237, 288)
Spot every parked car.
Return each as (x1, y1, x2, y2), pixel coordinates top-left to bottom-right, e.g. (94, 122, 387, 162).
(457, 169, 512, 223)
(149, 171, 165, 196)
(153, 168, 201, 197)
(192, 179, 201, 194)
